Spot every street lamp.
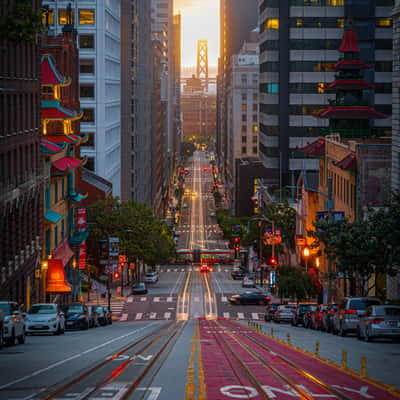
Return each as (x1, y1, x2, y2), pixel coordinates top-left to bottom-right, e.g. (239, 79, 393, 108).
(315, 257, 320, 268)
(303, 247, 310, 272)
(41, 259, 49, 303)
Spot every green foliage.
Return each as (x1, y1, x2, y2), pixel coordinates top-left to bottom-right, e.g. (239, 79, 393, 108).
(216, 209, 250, 243)
(0, 1, 43, 43)
(180, 141, 196, 158)
(87, 197, 176, 266)
(276, 266, 319, 301)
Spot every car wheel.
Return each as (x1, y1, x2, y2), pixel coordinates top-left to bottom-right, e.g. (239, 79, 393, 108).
(17, 331, 25, 344)
(6, 329, 16, 346)
(60, 326, 65, 334)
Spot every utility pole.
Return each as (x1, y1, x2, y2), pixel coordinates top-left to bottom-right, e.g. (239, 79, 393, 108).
(327, 177, 333, 303)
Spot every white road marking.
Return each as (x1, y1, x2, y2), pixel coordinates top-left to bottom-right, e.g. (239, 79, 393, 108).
(167, 269, 170, 272)
(174, 268, 178, 272)
(223, 312, 230, 319)
(135, 313, 143, 320)
(251, 313, 259, 320)
(154, 297, 160, 302)
(237, 313, 245, 319)
(164, 312, 171, 320)
(120, 313, 128, 321)
(149, 312, 157, 319)
(167, 297, 173, 302)
(0, 324, 155, 390)
(140, 297, 146, 302)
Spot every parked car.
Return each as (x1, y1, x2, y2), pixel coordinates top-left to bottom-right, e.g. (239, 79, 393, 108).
(231, 270, 245, 280)
(210, 211, 216, 217)
(291, 302, 318, 327)
(95, 306, 112, 326)
(242, 276, 256, 288)
(132, 282, 148, 295)
(144, 272, 159, 283)
(333, 297, 382, 336)
(0, 301, 25, 345)
(273, 305, 296, 323)
(264, 303, 280, 322)
(311, 304, 330, 330)
(0, 308, 4, 349)
(303, 305, 319, 328)
(321, 303, 338, 332)
(63, 303, 89, 330)
(357, 305, 400, 342)
(229, 292, 271, 305)
(87, 306, 99, 328)
(25, 303, 65, 335)
(103, 306, 112, 324)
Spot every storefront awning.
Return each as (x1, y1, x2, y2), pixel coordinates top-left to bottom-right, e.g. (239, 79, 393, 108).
(44, 210, 64, 224)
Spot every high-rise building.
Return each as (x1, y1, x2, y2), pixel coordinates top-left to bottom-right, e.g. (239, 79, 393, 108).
(226, 40, 259, 208)
(173, 14, 182, 173)
(218, 0, 259, 181)
(259, 0, 393, 192)
(42, 0, 122, 196)
(393, 0, 400, 193)
(0, 0, 43, 303)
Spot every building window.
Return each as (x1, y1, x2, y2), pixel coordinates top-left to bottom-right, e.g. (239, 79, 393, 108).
(252, 124, 258, 133)
(241, 125, 247, 133)
(45, 229, 51, 256)
(241, 74, 247, 84)
(252, 146, 258, 154)
(61, 178, 65, 199)
(58, 9, 74, 25)
(79, 9, 95, 25)
(80, 84, 95, 99)
(242, 114, 247, 122)
(252, 136, 258, 144)
(242, 136, 247, 143)
(82, 108, 95, 123)
(80, 59, 95, 74)
(265, 18, 279, 30)
(376, 18, 392, 27)
(317, 83, 325, 94)
(84, 132, 95, 147)
(61, 219, 65, 239)
(241, 104, 247, 112)
(253, 94, 258, 102)
(79, 34, 94, 49)
(252, 114, 258, 122)
(241, 147, 246, 154)
(45, 185, 51, 210)
(252, 104, 258, 112)
(86, 157, 95, 171)
(42, 9, 54, 25)
(241, 93, 247, 101)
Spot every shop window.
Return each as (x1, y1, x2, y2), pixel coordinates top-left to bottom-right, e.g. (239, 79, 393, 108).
(79, 34, 94, 49)
(265, 19, 279, 30)
(42, 9, 54, 25)
(79, 9, 95, 24)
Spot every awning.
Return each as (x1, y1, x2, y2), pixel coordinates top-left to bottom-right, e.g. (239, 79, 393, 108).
(41, 100, 82, 120)
(295, 138, 325, 156)
(44, 210, 64, 224)
(70, 193, 88, 203)
(51, 156, 84, 173)
(40, 139, 64, 154)
(53, 238, 74, 267)
(41, 55, 71, 86)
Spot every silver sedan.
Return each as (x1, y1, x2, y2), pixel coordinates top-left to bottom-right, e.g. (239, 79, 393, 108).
(357, 305, 400, 342)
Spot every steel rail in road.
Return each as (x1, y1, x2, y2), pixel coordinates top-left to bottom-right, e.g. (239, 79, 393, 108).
(40, 322, 175, 399)
(201, 271, 218, 320)
(214, 319, 358, 400)
(176, 270, 192, 321)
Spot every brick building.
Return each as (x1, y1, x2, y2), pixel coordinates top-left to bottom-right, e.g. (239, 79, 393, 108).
(0, 0, 44, 305)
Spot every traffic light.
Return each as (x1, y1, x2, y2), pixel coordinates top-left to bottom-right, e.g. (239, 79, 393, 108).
(113, 271, 120, 280)
(232, 237, 240, 244)
(269, 257, 277, 266)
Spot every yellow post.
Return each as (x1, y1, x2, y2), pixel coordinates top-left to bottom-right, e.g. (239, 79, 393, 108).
(315, 341, 320, 357)
(287, 333, 291, 345)
(342, 350, 347, 369)
(361, 356, 367, 378)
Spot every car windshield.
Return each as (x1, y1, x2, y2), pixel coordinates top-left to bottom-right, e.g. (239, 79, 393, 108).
(349, 299, 381, 310)
(135, 283, 145, 288)
(95, 307, 104, 314)
(28, 305, 56, 314)
(65, 305, 83, 313)
(0, 304, 12, 315)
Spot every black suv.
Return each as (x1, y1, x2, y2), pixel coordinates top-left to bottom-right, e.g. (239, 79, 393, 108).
(63, 303, 89, 330)
(291, 302, 318, 327)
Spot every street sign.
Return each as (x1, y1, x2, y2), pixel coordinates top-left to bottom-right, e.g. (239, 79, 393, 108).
(109, 237, 119, 257)
(316, 211, 345, 223)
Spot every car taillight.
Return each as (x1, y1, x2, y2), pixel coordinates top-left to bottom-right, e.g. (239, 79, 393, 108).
(371, 318, 384, 324)
(345, 309, 357, 315)
(265, 296, 271, 300)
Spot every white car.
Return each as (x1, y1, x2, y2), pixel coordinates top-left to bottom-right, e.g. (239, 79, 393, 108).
(144, 272, 159, 283)
(0, 301, 25, 345)
(25, 303, 65, 335)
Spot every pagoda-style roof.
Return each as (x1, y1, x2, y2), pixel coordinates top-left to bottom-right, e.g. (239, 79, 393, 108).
(45, 134, 87, 145)
(334, 60, 370, 70)
(42, 100, 82, 120)
(40, 139, 64, 154)
(325, 79, 375, 91)
(315, 106, 388, 119)
(51, 156, 85, 174)
(41, 55, 71, 86)
(295, 138, 325, 157)
(339, 29, 360, 53)
(335, 153, 357, 173)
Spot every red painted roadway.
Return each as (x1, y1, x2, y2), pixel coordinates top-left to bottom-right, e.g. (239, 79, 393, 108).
(199, 318, 400, 400)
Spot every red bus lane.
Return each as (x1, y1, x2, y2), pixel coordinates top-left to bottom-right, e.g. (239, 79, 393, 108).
(199, 319, 400, 400)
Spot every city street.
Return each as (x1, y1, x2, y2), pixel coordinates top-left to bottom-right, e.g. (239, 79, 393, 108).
(0, 151, 399, 399)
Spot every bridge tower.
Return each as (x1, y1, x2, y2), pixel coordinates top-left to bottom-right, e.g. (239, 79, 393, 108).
(196, 39, 209, 90)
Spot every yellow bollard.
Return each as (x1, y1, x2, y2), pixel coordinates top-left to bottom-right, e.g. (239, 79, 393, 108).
(315, 340, 320, 357)
(342, 350, 347, 369)
(361, 356, 367, 378)
(287, 333, 291, 345)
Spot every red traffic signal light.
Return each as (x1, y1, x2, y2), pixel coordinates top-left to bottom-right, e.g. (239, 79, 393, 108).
(232, 237, 240, 244)
(234, 245, 240, 252)
(113, 271, 120, 280)
(269, 257, 277, 266)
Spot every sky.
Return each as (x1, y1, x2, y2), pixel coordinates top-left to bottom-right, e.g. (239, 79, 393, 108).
(174, 0, 219, 72)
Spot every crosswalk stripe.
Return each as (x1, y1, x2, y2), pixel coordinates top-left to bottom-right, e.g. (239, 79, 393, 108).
(135, 313, 143, 320)
(221, 296, 227, 302)
(149, 312, 157, 319)
(181, 268, 184, 272)
(251, 313, 259, 320)
(154, 297, 160, 302)
(140, 297, 146, 302)
(164, 312, 171, 320)
(167, 297, 173, 302)
(223, 312, 230, 319)
(120, 313, 128, 321)
(237, 312, 245, 320)
(127, 297, 133, 303)
(167, 269, 170, 272)
(174, 268, 178, 272)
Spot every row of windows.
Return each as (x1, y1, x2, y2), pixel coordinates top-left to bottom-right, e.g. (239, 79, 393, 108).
(260, 124, 322, 137)
(260, 0, 393, 10)
(42, 9, 95, 26)
(241, 125, 259, 133)
(45, 178, 67, 209)
(242, 114, 258, 123)
(241, 136, 259, 144)
(241, 93, 258, 102)
(241, 104, 258, 112)
(241, 146, 258, 155)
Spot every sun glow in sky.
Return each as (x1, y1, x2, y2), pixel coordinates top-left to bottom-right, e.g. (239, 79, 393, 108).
(174, 0, 219, 73)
